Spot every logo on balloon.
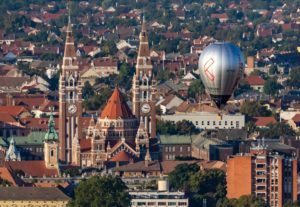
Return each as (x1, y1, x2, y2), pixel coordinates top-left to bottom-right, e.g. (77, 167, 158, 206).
(204, 58, 215, 81)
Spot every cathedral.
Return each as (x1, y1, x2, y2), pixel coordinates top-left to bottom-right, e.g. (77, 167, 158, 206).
(57, 14, 157, 168)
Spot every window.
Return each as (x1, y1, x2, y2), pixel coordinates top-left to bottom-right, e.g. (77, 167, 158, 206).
(219, 121, 221, 125)
(213, 121, 216, 125)
(195, 121, 198, 125)
(202, 121, 204, 125)
(178, 202, 187, 206)
(168, 202, 177, 206)
(50, 150, 54, 157)
(165, 147, 168, 152)
(173, 147, 175, 152)
(231, 121, 233, 125)
(180, 146, 183, 152)
(207, 121, 210, 125)
(225, 121, 227, 126)
(187, 146, 190, 152)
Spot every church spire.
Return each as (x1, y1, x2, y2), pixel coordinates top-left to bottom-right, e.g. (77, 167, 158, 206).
(45, 111, 58, 141)
(138, 14, 149, 58)
(64, 0, 76, 59)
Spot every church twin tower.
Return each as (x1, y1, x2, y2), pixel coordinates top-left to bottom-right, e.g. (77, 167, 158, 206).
(58, 15, 156, 164)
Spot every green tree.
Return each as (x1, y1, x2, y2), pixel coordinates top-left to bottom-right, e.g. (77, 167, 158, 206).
(189, 169, 227, 204)
(69, 175, 130, 207)
(168, 163, 199, 191)
(0, 177, 11, 186)
(263, 78, 282, 96)
(288, 67, 300, 88)
(217, 195, 265, 207)
(176, 120, 199, 135)
(156, 120, 177, 135)
(83, 88, 113, 111)
(240, 101, 272, 117)
(269, 64, 279, 75)
(118, 63, 134, 90)
(283, 200, 299, 207)
(82, 81, 95, 99)
(188, 79, 205, 99)
(259, 122, 295, 138)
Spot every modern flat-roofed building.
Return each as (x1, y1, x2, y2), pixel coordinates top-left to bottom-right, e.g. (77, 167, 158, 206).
(161, 112, 245, 130)
(227, 140, 297, 207)
(130, 179, 189, 207)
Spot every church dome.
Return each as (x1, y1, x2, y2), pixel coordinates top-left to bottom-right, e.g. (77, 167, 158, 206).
(100, 87, 134, 119)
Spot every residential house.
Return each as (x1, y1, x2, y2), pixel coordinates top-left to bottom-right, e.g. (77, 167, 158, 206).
(210, 13, 229, 22)
(253, 117, 277, 128)
(156, 94, 184, 114)
(159, 135, 193, 161)
(245, 75, 265, 92)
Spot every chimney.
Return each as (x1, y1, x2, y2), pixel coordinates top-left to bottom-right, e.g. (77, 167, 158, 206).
(247, 56, 254, 68)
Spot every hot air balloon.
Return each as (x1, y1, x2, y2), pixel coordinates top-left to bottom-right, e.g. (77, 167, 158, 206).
(198, 42, 245, 108)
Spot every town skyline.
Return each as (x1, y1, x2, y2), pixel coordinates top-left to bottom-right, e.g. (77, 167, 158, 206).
(0, 0, 299, 207)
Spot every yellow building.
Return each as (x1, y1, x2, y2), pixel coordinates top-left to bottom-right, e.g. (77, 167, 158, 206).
(0, 187, 70, 207)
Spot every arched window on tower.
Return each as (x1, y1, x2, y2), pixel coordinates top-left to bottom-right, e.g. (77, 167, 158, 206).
(143, 91, 147, 100)
(69, 91, 74, 100)
(68, 75, 75, 87)
(50, 149, 54, 157)
(143, 77, 148, 86)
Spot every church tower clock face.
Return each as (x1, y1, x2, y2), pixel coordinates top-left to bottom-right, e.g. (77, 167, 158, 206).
(141, 103, 151, 114)
(68, 104, 77, 114)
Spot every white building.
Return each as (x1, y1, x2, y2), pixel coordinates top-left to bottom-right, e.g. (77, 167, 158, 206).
(161, 112, 245, 130)
(130, 180, 189, 207)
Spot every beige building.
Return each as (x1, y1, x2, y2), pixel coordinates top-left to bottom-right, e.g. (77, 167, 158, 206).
(0, 187, 70, 207)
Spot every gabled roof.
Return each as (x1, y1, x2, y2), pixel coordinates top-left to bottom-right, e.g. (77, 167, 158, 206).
(0, 187, 70, 201)
(0, 106, 29, 117)
(292, 114, 300, 123)
(110, 151, 132, 162)
(100, 87, 134, 119)
(5, 161, 58, 177)
(0, 112, 18, 124)
(0, 167, 24, 186)
(245, 75, 265, 86)
(253, 117, 276, 127)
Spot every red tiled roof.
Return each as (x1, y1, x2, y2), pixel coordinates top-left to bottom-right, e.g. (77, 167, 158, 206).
(20, 117, 59, 130)
(100, 87, 134, 119)
(254, 117, 276, 127)
(211, 13, 229, 19)
(0, 106, 28, 117)
(79, 139, 91, 152)
(110, 151, 132, 162)
(0, 167, 24, 186)
(5, 161, 58, 177)
(93, 57, 117, 67)
(245, 75, 265, 86)
(0, 112, 18, 124)
(292, 114, 300, 123)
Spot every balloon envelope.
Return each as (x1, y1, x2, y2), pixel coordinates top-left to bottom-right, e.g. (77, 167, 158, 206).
(198, 42, 245, 108)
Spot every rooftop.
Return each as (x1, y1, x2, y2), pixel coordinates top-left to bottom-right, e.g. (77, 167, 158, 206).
(100, 87, 134, 119)
(0, 187, 70, 201)
(159, 134, 195, 145)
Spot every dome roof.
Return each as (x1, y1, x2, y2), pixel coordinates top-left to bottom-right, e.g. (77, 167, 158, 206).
(100, 87, 134, 119)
